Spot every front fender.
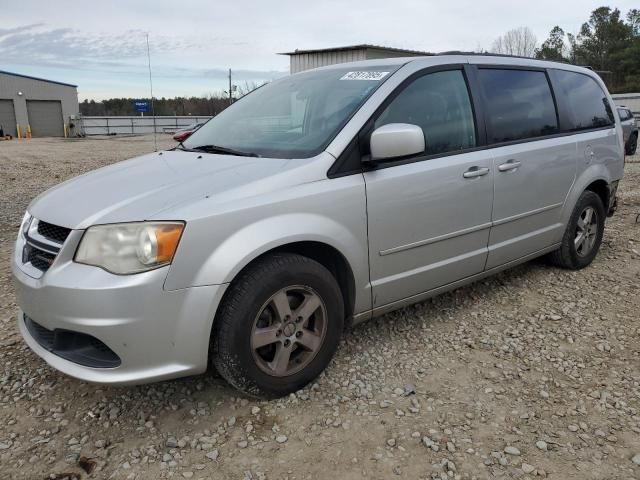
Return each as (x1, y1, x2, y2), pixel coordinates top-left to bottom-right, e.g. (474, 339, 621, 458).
(165, 211, 370, 313)
(203, 213, 364, 283)
(163, 169, 370, 312)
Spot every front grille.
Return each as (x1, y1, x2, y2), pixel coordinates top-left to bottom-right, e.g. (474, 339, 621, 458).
(37, 221, 71, 244)
(22, 219, 70, 273)
(24, 316, 121, 368)
(25, 245, 56, 271)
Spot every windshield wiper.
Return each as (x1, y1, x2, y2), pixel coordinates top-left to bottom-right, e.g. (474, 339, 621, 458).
(187, 144, 260, 157)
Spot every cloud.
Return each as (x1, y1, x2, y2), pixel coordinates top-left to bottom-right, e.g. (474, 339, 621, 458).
(0, 23, 45, 36)
(0, 23, 287, 96)
(9, 0, 635, 99)
(0, 24, 196, 67)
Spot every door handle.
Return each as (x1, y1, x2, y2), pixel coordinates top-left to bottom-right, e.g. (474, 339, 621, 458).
(463, 166, 490, 179)
(498, 160, 522, 172)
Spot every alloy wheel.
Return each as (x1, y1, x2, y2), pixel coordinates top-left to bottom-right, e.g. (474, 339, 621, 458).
(574, 206, 598, 257)
(250, 286, 327, 377)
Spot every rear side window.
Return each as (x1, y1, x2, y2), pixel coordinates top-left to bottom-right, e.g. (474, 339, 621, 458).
(478, 69, 558, 143)
(374, 70, 476, 156)
(551, 70, 614, 130)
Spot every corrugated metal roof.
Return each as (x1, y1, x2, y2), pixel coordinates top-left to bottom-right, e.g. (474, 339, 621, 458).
(280, 44, 433, 56)
(0, 70, 77, 88)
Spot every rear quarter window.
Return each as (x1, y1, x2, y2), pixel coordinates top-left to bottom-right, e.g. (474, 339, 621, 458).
(550, 69, 614, 131)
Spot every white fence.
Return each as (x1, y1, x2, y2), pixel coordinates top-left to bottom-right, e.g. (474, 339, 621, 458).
(80, 116, 212, 136)
(612, 93, 640, 118)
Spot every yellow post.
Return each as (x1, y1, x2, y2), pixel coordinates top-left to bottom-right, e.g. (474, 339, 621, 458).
(64, 124, 68, 138)
(16, 124, 21, 139)
(27, 124, 32, 139)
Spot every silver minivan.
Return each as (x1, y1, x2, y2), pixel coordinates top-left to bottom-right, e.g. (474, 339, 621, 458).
(13, 55, 624, 397)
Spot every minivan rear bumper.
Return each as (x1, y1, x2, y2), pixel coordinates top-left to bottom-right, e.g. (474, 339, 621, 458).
(12, 256, 227, 385)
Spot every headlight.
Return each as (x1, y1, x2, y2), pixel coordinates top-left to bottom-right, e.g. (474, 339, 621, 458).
(19, 212, 32, 239)
(75, 222, 185, 274)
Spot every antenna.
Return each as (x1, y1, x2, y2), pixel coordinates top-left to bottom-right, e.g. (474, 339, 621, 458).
(146, 33, 158, 152)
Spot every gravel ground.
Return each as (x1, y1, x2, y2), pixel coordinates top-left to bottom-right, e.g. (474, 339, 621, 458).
(1, 135, 640, 480)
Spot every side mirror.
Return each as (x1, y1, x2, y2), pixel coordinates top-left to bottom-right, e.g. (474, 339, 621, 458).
(368, 123, 425, 162)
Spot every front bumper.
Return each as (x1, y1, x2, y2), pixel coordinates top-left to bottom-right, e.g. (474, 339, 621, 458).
(12, 236, 227, 386)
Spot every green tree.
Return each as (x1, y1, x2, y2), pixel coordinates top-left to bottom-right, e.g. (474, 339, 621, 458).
(572, 7, 632, 72)
(536, 26, 568, 61)
(627, 8, 640, 36)
(616, 8, 640, 91)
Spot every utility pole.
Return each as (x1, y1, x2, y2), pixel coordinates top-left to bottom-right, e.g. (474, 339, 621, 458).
(228, 68, 233, 106)
(146, 33, 157, 152)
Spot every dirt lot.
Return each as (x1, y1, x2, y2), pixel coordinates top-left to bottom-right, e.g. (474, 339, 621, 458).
(1, 135, 639, 480)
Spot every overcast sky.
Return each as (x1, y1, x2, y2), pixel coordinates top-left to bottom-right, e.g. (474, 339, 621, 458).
(1, 0, 637, 100)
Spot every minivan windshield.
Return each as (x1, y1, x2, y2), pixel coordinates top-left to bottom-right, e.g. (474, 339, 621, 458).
(182, 66, 400, 158)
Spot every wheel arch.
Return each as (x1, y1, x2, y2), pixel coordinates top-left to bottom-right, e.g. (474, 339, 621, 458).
(217, 241, 357, 328)
(584, 178, 610, 213)
(562, 165, 613, 227)
(270, 241, 357, 325)
(207, 241, 358, 369)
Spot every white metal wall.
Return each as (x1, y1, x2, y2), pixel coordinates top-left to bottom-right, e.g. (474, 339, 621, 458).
(289, 49, 368, 73)
(288, 47, 428, 74)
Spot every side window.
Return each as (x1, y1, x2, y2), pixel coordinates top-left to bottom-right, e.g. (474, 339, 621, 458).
(478, 69, 558, 143)
(551, 70, 614, 130)
(374, 70, 476, 156)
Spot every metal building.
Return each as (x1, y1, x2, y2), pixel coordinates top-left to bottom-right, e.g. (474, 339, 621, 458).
(0, 70, 79, 137)
(281, 44, 433, 74)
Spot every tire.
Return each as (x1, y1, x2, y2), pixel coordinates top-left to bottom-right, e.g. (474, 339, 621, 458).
(626, 133, 638, 156)
(212, 253, 344, 398)
(548, 190, 605, 270)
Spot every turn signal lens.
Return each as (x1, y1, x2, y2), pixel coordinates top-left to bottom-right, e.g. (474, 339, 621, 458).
(155, 225, 183, 263)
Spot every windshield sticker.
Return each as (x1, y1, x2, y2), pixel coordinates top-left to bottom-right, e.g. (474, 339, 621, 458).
(340, 71, 390, 81)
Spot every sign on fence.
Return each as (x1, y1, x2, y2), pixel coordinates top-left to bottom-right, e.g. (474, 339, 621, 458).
(133, 100, 150, 113)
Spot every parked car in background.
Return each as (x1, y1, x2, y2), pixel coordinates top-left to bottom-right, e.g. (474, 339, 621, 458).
(617, 106, 637, 155)
(173, 122, 205, 142)
(14, 55, 624, 398)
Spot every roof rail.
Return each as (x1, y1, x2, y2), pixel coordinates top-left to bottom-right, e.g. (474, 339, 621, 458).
(436, 51, 572, 65)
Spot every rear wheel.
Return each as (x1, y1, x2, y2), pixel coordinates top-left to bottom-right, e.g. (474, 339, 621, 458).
(548, 190, 605, 270)
(212, 253, 344, 398)
(626, 132, 637, 156)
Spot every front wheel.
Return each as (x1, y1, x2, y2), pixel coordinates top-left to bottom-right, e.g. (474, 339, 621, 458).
(212, 253, 344, 398)
(548, 190, 605, 270)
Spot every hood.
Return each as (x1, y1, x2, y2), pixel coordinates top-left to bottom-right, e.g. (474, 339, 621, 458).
(29, 150, 321, 229)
